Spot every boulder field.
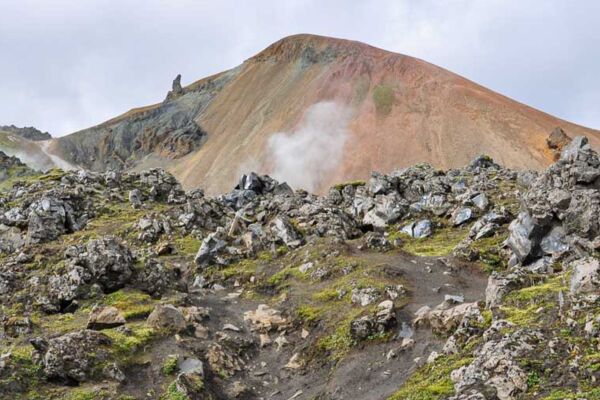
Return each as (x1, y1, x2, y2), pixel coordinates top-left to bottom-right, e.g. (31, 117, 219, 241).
(0, 137, 599, 399)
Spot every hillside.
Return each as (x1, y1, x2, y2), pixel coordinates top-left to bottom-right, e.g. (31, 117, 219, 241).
(37, 34, 600, 194)
(1, 138, 600, 399)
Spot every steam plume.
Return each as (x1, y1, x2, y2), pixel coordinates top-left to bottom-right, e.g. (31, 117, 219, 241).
(267, 101, 351, 192)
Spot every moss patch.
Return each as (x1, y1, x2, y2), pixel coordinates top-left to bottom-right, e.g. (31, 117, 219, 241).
(104, 322, 156, 364)
(104, 289, 156, 320)
(373, 84, 396, 116)
(401, 225, 468, 257)
(388, 354, 473, 400)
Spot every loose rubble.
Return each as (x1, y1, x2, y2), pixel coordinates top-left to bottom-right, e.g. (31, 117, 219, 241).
(0, 132, 599, 399)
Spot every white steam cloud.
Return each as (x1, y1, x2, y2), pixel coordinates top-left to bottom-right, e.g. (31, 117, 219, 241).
(267, 101, 351, 192)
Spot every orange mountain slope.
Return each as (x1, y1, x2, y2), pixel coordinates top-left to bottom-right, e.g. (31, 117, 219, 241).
(47, 34, 600, 193)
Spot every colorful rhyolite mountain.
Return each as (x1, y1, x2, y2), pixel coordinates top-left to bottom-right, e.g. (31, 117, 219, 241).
(12, 34, 600, 193)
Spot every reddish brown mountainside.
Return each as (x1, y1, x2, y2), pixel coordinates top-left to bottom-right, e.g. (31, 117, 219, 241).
(45, 34, 600, 193)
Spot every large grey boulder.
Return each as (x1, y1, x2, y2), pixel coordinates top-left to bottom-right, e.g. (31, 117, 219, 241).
(76, 236, 135, 291)
(362, 193, 405, 228)
(453, 208, 473, 226)
(450, 329, 542, 400)
(31, 330, 113, 383)
(401, 219, 433, 239)
(0, 224, 25, 253)
(25, 197, 77, 245)
(194, 228, 227, 266)
(270, 215, 302, 247)
(560, 135, 590, 162)
(505, 212, 546, 264)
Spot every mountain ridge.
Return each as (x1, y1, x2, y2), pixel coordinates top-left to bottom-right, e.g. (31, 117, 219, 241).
(9, 34, 600, 194)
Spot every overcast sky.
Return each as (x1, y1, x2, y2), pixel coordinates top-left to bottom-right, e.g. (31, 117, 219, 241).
(1, 0, 599, 136)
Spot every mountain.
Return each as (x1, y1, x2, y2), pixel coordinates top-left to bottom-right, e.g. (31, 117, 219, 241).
(32, 34, 600, 193)
(0, 127, 57, 171)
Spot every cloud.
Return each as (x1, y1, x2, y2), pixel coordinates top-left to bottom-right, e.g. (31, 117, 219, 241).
(0, 0, 598, 135)
(267, 102, 351, 192)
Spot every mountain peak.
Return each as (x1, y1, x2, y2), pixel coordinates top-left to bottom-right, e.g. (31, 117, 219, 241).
(249, 33, 387, 63)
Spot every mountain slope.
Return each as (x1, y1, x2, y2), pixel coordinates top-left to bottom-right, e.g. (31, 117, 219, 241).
(45, 34, 600, 193)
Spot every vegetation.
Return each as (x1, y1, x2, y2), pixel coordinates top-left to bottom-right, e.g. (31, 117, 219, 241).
(333, 180, 366, 191)
(104, 323, 156, 364)
(104, 289, 156, 320)
(373, 84, 396, 116)
(388, 354, 473, 400)
(400, 225, 468, 257)
(162, 354, 179, 375)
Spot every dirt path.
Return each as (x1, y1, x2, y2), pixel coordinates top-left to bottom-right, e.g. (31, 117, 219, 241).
(189, 250, 488, 400)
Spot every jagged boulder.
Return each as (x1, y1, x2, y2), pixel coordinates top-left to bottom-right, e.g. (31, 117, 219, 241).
(69, 236, 135, 292)
(449, 329, 542, 400)
(270, 215, 302, 247)
(506, 136, 600, 266)
(25, 197, 81, 245)
(31, 330, 113, 383)
(350, 300, 396, 340)
(166, 74, 184, 101)
(135, 259, 172, 297)
(401, 219, 433, 239)
(194, 228, 228, 266)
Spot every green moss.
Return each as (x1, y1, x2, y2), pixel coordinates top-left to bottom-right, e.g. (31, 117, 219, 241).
(257, 251, 274, 262)
(542, 389, 600, 400)
(162, 354, 179, 375)
(373, 84, 396, 116)
(500, 274, 568, 328)
(317, 320, 356, 362)
(388, 354, 473, 400)
(38, 311, 88, 335)
(499, 304, 542, 327)
(312, 287, 340, 302)
(267, 266, 304, 287)
(63, 389, 114, 400)
(401, 226, 468, 257)
(160, 379, 203, 400)
(0, 345, 43, 388)
(104, 323, 155, 363)
(471, 233, 509, 271)
(333, 180, 366, 191)
(297, 304, 323, 324)
(506, 275, 566, 303)
(174, 235, 201, 257)
(104, 289, 156, 320)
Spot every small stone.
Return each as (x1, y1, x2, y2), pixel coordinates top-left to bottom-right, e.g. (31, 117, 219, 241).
(223, 324, 241, 332)
(193, 324, 209, 339)
(87, 306, 126, 330)
(284, 353, 303, 370)
(259, 333, 272, 347)
(274, 335, 289, 351)
(427, 351, 440, 364)
(146, 304, 187, 333)
(299, 262, 314, 273)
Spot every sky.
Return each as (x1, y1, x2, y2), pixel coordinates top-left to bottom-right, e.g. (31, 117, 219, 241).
(0, 0, 599, 136)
